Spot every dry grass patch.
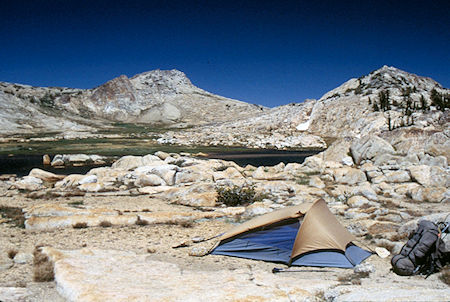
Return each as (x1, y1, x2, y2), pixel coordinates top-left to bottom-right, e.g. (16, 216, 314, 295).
(72, 222, 88, 229)
(304, 171, 321, 176)
(0, 205, 25, 228)
(337, 271, 370, 285)
(135, 216, 149, 226)
(376, 240, 396, 252)
(389, 232, 408, 242)
(359, 203, 372, 210)
(99, 221, 112, 227)
(33, 247, 54, 282)
(68, 200, 84, 207)
(314, 290, 326, 301)
(379, 199, 400, 210)
(295, 177, 310, 185)
(159, 218, 194, 228)
(367, 222, 398, 235)
(403, 209, 422, 217)
(439, 267, 450, 286)
(361, 207, 377, 214)
(7, 249, 18, 259)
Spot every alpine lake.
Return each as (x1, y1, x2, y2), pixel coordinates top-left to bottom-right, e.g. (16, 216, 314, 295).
(0, 124, 322, 176)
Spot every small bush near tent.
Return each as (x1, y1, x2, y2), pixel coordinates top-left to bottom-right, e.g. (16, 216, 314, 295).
(216, 185, 268, 206)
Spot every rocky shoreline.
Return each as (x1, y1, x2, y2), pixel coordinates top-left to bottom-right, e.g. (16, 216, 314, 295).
(1, 134, 449, 301)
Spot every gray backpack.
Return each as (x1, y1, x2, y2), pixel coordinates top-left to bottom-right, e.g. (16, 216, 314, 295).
(391, 220, 447, 276)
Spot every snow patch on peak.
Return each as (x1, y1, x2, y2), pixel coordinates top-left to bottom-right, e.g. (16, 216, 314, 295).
(296, 119, 311, 131)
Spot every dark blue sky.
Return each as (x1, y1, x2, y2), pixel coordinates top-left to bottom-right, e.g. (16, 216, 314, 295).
(1, 0, 449, 107)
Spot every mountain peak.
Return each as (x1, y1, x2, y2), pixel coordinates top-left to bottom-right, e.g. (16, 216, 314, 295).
(379, 65, 397, 71)
(130, 69, 193, 90)
(320, 66, 444, 101)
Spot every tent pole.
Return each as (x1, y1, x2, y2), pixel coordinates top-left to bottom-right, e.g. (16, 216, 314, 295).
(272, 267, 336, 274)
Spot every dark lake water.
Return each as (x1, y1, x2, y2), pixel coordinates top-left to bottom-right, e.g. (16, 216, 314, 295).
(0, 150, 319, 177)
(0, 155, 108, 177)
(206, 150, 318, 167)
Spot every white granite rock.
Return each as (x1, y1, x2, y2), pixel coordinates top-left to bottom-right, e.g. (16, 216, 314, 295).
(333, 167, 367, 185)
(335, 285, 450, 302)
(350, 135, 395, 165)
(13, 176, 44, 191)
(154, 151, 170, 160)
(347, 196, 370, 208)
(54, 174, 85, 189)
(40, 247, 336, 302)
(111, 155, 144, 170)
(78, 175, 97, 185)
(0, 287, 30, 302)
(383, 170, 411, 183)
(408, 165, 449, 187)
(135, 174, 166, 187)
(0, 256, 13, 272)
(309, 176, 326, 189)
(29, 168, 65, 182)
(353, 262, 375, 274)
(409, 187, 448, 203)
(13, 252, 33, 264)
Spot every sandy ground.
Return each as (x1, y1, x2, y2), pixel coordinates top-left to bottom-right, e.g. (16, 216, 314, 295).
(1, 186, 448, 301)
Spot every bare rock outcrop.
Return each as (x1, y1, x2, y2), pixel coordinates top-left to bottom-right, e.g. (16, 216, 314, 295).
(0, 69, 266, 136)
(37, 247, 336, 302)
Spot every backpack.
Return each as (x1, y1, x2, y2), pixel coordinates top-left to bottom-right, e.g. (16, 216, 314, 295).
(391, 220, 447, 277)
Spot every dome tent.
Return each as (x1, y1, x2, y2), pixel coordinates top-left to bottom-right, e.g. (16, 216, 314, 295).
(211, 199, 372, 268)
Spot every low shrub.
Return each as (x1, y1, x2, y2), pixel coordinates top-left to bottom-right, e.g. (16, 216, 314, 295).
(295, 177, 310, 185)
(0, 206, 25, 228)
(68, 200, 84, 207)
(439, 267, 450, 286)
(389, 232, 408, 242)
(99, 221, 112, 228)
(135, 216, 149, 226)
(7, 249, 18, 259)
(216, 185, 268, 207)
(72, 222, 88, 229)
(337, 271, 369, 285)
(161, 218, 194, 228)
(33, 247, 54, 282)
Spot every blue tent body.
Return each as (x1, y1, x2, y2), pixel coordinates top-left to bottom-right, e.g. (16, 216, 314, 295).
(211, 200, 372, 268)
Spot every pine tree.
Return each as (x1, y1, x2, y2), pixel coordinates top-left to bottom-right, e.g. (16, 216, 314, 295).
(387, 113, 392, 131)
(420, 95, 427, 111)
(378, 90, 391, 111)
(430, 89, 449, 111)
(373, 102, 379, 111)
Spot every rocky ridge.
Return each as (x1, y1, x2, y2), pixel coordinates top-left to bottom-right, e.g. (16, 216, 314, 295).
(0, 69, 266, 136)
(2, 66, 447, 152)
(157, 66, 449, 150)
(157, 100, 327, 149)
(306, 65, 449, 138)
